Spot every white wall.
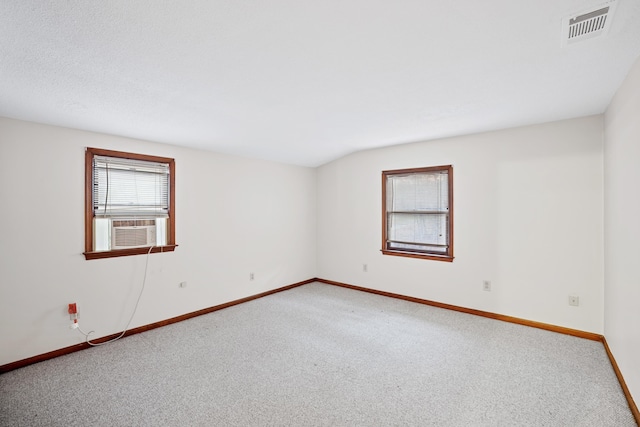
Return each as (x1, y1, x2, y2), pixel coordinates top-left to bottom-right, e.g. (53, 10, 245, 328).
(604, 56, 640, 402)
(0, 117, 317, 365)
(317, 116, 604, 333)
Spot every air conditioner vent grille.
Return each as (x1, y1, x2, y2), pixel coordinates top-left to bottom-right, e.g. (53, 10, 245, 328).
(111, 219, 157, 249)
(562, 2, 616, 47)
(114, 228, 149, 248)
(569, 7, 608, 39)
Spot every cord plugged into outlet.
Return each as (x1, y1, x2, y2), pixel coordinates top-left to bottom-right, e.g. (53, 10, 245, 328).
(73, 246, 154, 346)
(68, 303, 79, 329)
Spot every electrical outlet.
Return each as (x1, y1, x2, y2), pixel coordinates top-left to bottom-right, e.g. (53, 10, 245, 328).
(68, 302, 79, 329)
(250, 273, 254, 281)
(363, 264, 368, 272)
(568, 295, 579, 306)
(483, 280, 491, 291)
(179, 281, 187, 288)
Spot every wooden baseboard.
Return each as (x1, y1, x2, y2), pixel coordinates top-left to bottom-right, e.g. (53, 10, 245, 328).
(0, 278, 315, 374)
(602, 337, 640, 425)
(315, 278, 602, 341)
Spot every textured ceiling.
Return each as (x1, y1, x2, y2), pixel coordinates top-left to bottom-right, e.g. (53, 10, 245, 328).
(1, 1, 639, 166)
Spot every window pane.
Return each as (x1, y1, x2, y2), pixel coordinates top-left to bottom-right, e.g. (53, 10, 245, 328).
(388, 212, 448, 251)
(155, 217, 167, 246)
(387, 172, 448, 212)
(94, 218, 110, 251)
(93, 156, 169, 218)
(93, 217, 167, 252)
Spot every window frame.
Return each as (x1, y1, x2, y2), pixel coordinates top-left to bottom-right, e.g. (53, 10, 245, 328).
(381, 165, 454, 262)
(84, 147, 177, 260)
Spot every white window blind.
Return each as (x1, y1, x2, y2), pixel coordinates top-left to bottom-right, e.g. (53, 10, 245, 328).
(386, 170, 449, 254)
(93, 155, 170, 218)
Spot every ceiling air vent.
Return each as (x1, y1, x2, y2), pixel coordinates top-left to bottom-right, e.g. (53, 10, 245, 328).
(562, 1, 617, 46)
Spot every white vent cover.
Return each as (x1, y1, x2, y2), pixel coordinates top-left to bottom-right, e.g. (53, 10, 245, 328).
(111, 219, 157, 249)
(562, 1, 617, 46)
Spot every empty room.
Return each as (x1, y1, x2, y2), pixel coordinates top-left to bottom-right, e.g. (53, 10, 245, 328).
(1, 1, 639, 426)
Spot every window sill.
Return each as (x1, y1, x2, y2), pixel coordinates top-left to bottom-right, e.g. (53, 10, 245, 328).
(83, 245, 178, 260)
(381, 249, 453, 262)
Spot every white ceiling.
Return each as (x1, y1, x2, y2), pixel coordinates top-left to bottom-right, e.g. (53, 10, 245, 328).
(1, 1, 639, 166)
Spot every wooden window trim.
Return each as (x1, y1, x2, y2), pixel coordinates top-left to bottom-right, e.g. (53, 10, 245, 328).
(381, 165, 454, 262)
(84, 147, 177, 260)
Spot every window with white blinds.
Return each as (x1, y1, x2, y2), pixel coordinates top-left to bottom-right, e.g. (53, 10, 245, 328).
(93, 155, 169, 218)
(84, 147, 176, 260)
(382, 166, 453, 261)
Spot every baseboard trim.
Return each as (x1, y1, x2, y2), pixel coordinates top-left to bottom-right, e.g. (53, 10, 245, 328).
(315, 278, 602, 341)
(602, 337, 640, 425)
(0, 278, 316, 374)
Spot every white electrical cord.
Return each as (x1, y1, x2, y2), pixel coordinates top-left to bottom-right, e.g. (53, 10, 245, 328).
(77, 245, 155, 347)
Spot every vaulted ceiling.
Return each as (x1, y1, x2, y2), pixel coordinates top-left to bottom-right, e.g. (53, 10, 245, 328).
(1, 1, 639, 166)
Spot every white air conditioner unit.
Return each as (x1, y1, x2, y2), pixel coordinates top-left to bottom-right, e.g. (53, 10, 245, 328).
(111, 219, 157, 249)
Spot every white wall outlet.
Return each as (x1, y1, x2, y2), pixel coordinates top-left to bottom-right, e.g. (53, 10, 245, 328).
(179, 281, 187, 288)
(250, 273, 255, 281)
(568, 295, 579, 306)
(363, 264, 368, 272)
(483, 280, 491, 291)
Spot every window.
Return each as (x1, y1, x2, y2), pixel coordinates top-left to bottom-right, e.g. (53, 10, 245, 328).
(84, 147, 176, 260)
(382, 165, 453, 262)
